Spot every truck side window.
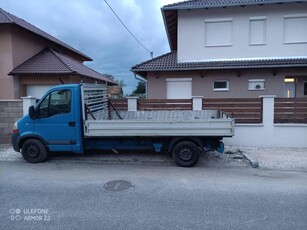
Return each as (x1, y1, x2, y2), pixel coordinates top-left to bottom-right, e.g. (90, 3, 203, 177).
(38, 90, 71, 118)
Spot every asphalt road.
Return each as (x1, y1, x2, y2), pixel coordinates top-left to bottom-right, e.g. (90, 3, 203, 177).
(1, 161, 307, 230)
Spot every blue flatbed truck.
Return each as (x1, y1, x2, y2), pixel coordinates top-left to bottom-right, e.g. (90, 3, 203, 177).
(12, 83, 234, 167)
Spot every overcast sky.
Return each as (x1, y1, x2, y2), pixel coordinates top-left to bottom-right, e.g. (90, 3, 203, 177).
(0, 0, 184, 94)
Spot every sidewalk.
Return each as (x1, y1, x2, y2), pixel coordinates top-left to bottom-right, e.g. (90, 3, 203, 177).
(227, 146, 307, 171)
(1, 144, 307, 171)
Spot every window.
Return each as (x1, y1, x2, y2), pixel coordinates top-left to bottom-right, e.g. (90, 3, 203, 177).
(248, 79, 265, 90)
(213, 80, 229, 91)
(205, 18, 233, 47)
(284, 15, 307, 44)
(166, 78, 192, 99)
(249, 17, 266, 45)
(38, 90, 71, 118)
(304, 82, 307, 96)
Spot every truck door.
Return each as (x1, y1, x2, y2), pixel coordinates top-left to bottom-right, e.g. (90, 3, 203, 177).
(34, 89, 76, 151)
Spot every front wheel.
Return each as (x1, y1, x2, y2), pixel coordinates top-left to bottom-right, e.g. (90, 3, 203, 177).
(172, 141, 200, 167)
(21, 139, 48, 163)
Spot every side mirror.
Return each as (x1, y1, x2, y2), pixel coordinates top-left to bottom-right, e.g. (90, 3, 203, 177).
(29, 106, 37, 119)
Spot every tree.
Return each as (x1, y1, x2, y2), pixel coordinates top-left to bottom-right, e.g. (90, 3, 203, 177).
(104, 74, 126, 87)
(131, 81, 146, 97)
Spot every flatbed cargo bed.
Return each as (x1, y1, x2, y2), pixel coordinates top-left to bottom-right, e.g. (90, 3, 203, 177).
(84, 110, 234, 137)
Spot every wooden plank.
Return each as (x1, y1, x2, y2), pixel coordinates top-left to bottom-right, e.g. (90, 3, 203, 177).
(138, 99, 192, 103)
(235, 119, 262, 124)
(204, 98, 261, 103)
(275, 103, 307, 108)
(139, 104, 192, 109)
(275, 98, 307, 102)
(205, 108, 262, 113)
(203, 103, 261, 108)
(275, 119, 307, 124)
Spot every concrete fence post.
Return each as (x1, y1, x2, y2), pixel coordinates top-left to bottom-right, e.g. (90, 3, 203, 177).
(260, 95, 276, 127)
(127, 97, 138, 111)
(21, 96, 37, 115)
(192, 96, 203, 111)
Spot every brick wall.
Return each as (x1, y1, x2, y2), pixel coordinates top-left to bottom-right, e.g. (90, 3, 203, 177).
(0, 100, 23, 143)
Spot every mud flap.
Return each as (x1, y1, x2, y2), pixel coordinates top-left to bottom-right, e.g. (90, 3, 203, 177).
(216, 141, 224, 153)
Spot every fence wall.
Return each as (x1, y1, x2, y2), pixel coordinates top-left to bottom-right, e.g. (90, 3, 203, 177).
(223, 96, 307, 147)
(2, 96, 306, 146)
(110, 96, 307, 147)
(0, 100, 23, 144)
(274, 98, 307, 123)
(203, 98, 262, 123)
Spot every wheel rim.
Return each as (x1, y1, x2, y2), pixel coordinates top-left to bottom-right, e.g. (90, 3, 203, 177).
(179, 147, 193, 161)
(27, 145, 40, 158)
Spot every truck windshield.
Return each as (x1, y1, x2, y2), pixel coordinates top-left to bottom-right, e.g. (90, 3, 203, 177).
(37, 90, 71, 118)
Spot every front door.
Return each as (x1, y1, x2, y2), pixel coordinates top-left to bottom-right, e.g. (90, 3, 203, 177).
(34, 89, 76, 151)
(284, 78, 296, 98)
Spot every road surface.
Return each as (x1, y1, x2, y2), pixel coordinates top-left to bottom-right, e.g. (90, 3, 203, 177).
(1, 160, 306, 230)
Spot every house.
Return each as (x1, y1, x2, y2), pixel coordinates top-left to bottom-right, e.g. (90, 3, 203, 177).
(131, 0, 307, 99)
(108, 85, 123, 98)
(0, 8, 116, 99)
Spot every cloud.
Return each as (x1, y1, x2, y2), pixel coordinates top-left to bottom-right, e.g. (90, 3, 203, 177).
(0, 0, 179, 94)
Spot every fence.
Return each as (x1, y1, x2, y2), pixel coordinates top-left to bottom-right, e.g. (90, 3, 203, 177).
(110, 97, 307, 124)
(1, 96, 306, 146)
(138, 99, 192, 111)
(274, 98, 307, 124)
(109, 96, 307, 147)
(109, 99, 127, 111)
(202, 98, 262, 124)
(0, 100, 23, 144)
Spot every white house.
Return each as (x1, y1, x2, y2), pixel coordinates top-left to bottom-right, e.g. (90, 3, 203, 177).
(131, 0, 307, 99)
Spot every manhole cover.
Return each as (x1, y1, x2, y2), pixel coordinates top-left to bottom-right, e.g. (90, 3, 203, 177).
(103, 180, 133, 192)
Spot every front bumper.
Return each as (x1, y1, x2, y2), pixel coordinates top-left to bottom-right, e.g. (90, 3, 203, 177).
(11, 133, 21, 152)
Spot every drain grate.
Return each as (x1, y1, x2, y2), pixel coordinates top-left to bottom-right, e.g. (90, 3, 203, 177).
(103, 180, 133, 192)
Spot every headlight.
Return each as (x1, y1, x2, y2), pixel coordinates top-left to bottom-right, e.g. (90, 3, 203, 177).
(13, 122, 19, 134)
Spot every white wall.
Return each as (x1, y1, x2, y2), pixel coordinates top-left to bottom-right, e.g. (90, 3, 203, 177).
(224, 96, 307, 148)
(178, 3, 307, 62)
(122, 96, 307, 148)
(224, 124, 307, 148)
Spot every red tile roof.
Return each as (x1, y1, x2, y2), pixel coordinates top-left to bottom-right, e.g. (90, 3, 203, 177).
(131, 51, 307, 77)
(9, 48, 117, 85)
(0, 8, 92, 61)
(163, 0, 302, 9)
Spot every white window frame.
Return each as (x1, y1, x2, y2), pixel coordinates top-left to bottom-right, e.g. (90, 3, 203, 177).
(249, 16, 266, 46)
(213, 80, 230, 91)
(283, 14, 307, 44)
(248, 79, 266, 91)
(204, 18, 233, 47)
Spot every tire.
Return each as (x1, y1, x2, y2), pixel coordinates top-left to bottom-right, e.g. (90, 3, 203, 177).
(172, 141, 200, 167)
(21, 139, 48, 163)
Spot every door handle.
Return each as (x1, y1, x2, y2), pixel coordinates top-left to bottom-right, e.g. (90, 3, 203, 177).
(69, 122, 76, 127)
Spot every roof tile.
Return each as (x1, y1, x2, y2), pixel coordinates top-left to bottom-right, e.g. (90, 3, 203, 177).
(9, 48, 116, 85)
(131, 51, 307, 75)
(163, 0, 305, 9)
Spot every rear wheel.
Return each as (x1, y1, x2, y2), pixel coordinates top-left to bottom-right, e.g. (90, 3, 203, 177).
(172, 141, 200, 167)
(21, 139, 48, 163)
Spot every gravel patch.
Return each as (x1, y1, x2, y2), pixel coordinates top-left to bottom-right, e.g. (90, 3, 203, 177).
(0, 144, 23, 162)
(227, 146, 307, 171)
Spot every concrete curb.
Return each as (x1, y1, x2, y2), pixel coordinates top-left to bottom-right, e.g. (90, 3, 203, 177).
(241, 152, 259, 168)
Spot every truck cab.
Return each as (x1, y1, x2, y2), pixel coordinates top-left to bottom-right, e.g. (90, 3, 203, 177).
(12, 84, 84, 163)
